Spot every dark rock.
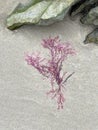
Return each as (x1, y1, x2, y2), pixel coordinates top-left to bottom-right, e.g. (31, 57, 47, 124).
(70, 0, 98, 16)
(84, 28, 98, 44)
(81, 6, 98, 26)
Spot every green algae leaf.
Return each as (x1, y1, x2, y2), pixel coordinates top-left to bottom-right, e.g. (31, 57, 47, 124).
(7, 0, 52, 30)
(7, 0, 78, 30)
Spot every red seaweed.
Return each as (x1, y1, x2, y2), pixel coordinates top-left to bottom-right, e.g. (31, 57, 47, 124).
(25, 36, 75, 109)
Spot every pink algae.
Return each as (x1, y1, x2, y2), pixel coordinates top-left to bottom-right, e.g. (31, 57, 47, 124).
(25, 36, 75, 109)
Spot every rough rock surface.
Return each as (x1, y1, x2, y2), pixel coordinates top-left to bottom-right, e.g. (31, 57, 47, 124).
(81, 7, 98, 26)
(71, 0, 98, 16)
(70, 0, 98, 44)
(84, 28, 98, 44)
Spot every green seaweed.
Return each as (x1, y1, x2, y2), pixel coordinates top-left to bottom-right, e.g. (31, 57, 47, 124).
(7, 0, 78, 30)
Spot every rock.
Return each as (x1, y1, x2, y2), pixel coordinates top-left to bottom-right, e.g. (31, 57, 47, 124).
(7, 0, 78, 30)
(81, 6, 98, 26)
(71, 0, 98, 16)
(70, 0, 98, 45)
(70, 0, 86, 16)
(84, 28, 98, 44)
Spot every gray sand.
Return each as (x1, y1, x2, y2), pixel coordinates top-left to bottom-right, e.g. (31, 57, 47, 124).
(0, 0, 98, 130)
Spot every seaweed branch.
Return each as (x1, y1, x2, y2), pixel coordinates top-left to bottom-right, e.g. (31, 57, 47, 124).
(25, 36, 75, 109)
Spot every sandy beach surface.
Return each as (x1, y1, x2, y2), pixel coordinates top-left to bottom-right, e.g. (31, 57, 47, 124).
(0, 0, 98, 130)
